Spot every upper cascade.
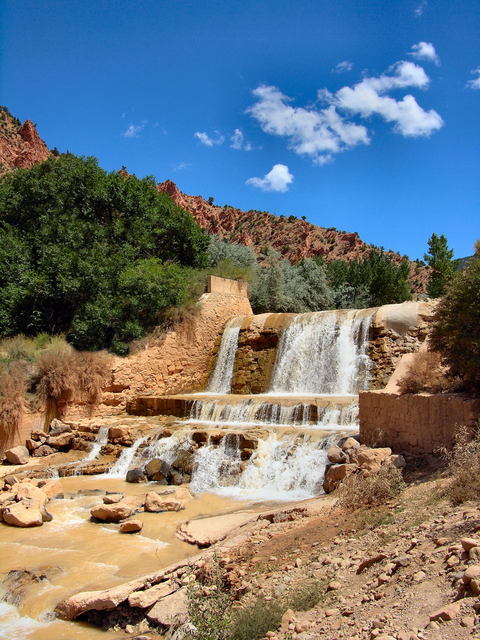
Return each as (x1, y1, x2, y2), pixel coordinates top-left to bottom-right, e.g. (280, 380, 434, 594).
(269, 309, 373, 395)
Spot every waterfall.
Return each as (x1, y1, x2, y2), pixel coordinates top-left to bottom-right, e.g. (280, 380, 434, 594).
(105, 435, 148, 478)
(190, 433, 333, 501)
(83, 427, 109, 462)
(206, 316, 243, 394)
(270, 309, 372, 395)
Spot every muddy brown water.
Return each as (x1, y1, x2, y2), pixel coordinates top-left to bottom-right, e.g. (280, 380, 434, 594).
(0, 475, 257, 640)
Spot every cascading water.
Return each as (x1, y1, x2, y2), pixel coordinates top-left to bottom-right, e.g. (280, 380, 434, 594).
(270, 309, 372, 395)
(190, 433, 334, 501)
(206, 316, 244, 393)
(105, 435, 148, 478)
(83, 427, 109, 462)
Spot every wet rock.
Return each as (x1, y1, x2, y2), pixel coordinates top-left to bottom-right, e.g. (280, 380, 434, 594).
(144, 491, 184, 513)
(5, 446, 29, 465)
(103, 493, 124, 504)
(108, 426, 134, 446)
(145, 459, 173, 483)
(327, 445, 348, 464)
(177, 512, 256, 547)
(2, 567, 62, 606)
(172, 449, 194, 475)
(120, 519, 143, 533)
(91, 498, 140, 522)
(126, 467, 147, 483)
(2, 500, 44, 527)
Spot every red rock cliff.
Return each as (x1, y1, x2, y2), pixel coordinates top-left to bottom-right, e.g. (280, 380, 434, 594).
(0, 108, 51, 175)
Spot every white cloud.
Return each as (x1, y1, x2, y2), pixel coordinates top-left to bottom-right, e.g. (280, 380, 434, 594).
(247, 85, 369, 165)
(230, 128, 253, 151)
(333, 60, 353, 73)
(409, 41, 440, 65)
(194, 131, 225, 146)
(414, 0, 427, 16)
(467, 68, 480, 89)
(122, 123, 145, 138)
(246, 164, 294, 192)
(174, 162, 192, 171)
(334, 61, 443, 136)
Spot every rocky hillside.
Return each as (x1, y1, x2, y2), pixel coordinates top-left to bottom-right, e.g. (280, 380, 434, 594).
(158, 180, 429, 293)
(0, 107, 52, 175)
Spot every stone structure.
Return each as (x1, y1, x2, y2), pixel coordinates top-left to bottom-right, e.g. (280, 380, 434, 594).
(359, 392, 480, 454)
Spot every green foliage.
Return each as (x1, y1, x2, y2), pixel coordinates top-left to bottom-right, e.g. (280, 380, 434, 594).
(250, 249, 333, 313)
(287, 579, 324, 611)
(424, 233, 454, 297)
(0, 155, 210, 353)
(323, 249, 412, 308)
(231, 597, 284, 640)
(430, 242, 480, 390)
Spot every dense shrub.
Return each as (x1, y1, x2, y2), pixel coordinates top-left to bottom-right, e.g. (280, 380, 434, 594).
(0, 362, 26, 450)
(336, 465, 405, 509)
(0, 155, 210, 353)
(430, 242, 480, 391)
(445, 425, 480, 504)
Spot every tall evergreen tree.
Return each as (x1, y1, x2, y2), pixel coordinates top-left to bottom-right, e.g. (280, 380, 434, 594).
(424, 233, 454, 298)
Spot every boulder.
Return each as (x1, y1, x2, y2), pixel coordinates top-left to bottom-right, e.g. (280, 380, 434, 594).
(49, 419, 71, 436)
(91, 498, 140, 522)
(463, 565, 480, 584)
(126, 467, 147, 483)
(128, 581, 175, 608)
(172, 450, 195, 475)
(103, 493, 124, 504)
(429, 602, 461, 621)
(461, 538, 480, 552)
(340, 437, 360, 451)
(47, 432, 74, 449)
(146, 588, 187, 627)
(356, 447, 392, 472)
(108, 426, 133, 446)
(33, 444, 55, 457)
(25, 439, 41, 452)
(144, 491, 184, 513)
(145, 459, 173, 483)
(390, 454, 406, 469)
(5, 446, 29, 465)
(119, 519, 143, 533)
(2, 500, 44, 527)
(323, 463, 357, 493)
(327, 445, 348, 464)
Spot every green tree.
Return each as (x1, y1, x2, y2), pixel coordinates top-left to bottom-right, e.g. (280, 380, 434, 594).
(0, 155, 210, 353)
(424, 233, 454, 298)
(430, 241, 480, 391)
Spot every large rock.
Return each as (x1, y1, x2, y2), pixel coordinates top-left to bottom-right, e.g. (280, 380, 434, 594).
(108, 426, 133, 446)
(356, 447, 392, 472)
(128, 581, 175, 608)
(119, 519, 143, 533)
(49, 419, 71, 436)
(327, 445, 348, 464)
(5, 446, 29, 465)
(323, 463, 357, 493)
(47, 432, 74, 449)
(2, 500, 44, 527)
(145, 458, 173, 483)
(146, 588, 187, 627)
(91, 497, 140, 522)
(144, 491, 184, 513)
(126, 467, 147, 483)
(33, 444, 55, 457)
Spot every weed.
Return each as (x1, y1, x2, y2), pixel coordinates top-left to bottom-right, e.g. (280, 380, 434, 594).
(397, 350, 454, 394)
(288, 578, 325, 611)
(0, 362, 26, 450)
(444, 424, 480, 504)
(336, 465, 405, 510)
(231, 597, 284, 640)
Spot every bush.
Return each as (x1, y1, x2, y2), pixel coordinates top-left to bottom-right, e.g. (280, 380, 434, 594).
(397, 351, 453, 394)
(430, 242, 480, 391)
(0, 362, 26, 450)
(445, 425, 480, 504)
(336, 465, 405, 509)
(287, 579, 324, 611)
(231, 597, 284, 640)
(0, 154, 210, 353)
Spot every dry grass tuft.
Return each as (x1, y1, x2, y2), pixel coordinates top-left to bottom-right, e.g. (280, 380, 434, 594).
(397, 350, 453, 394)
(0, 362, 27, 451)
(336, 464, 405, 509)
(445, 424, 480, 504)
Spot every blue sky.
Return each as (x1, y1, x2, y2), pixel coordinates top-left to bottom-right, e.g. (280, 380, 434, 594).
(1, 0, 479, 260)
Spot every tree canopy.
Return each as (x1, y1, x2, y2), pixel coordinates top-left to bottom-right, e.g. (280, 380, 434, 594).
(424, 233, 454, 298)
(0, 155, 210, 354)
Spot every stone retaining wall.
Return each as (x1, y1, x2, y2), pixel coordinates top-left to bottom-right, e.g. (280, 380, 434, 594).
(359, 391, 480, 454)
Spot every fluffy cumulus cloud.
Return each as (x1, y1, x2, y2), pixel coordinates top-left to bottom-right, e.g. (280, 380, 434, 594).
(248, 60, 443, 165)
(122, 123, 145, 138)
(246, 164, 294, 192)
(467, 68, 480, 89)
(333, 60, 353, 73)
(230, 128, 253, 151)
(194, 131, 225, 146)
(409, 41, 440, 65)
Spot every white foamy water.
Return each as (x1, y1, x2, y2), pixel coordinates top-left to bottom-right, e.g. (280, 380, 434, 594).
(207, 316, 244, 393)
(0, 602, 47, 640)
(270, 309, 372, 395)
(104, 435, 148, 478)
(190, 433, 335, 501)
(82, 427, 109, 463)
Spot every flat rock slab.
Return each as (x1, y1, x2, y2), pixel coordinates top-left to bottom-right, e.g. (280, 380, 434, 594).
(146, 588, 187, 627)
(177, 512, 256, 547)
